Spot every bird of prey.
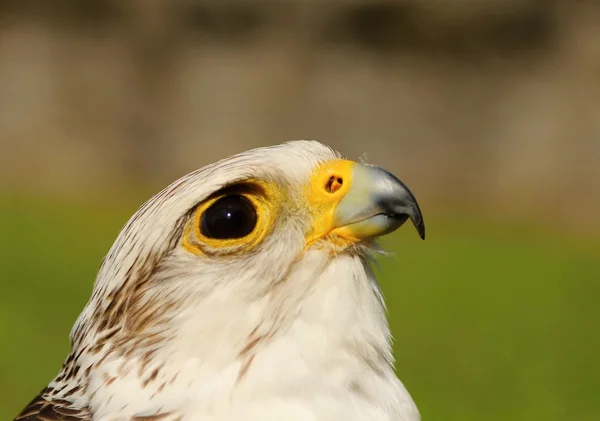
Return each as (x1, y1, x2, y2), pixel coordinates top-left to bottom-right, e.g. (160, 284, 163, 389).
(15, 140, 425, 421)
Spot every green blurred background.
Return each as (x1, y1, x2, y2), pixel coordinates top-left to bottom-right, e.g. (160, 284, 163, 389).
(1, 1, 599, 419)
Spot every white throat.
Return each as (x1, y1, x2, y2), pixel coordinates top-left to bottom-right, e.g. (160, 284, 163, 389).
(78, 251, 419, 421)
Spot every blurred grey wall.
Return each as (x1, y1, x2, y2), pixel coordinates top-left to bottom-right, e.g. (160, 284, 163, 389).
(1, 0, 599, 232)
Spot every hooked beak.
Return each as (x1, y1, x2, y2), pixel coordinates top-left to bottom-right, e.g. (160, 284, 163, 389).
(305, 160, 425, 246)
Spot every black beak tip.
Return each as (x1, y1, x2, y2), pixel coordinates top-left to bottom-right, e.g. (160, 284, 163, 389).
(405, 201, 425, 240)
(415, 219, 426, 240)
(374, 166, 426, 240)
(407, 200, 425, 240)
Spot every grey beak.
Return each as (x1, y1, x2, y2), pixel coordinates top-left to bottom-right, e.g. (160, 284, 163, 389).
(334, 163, 425, 240)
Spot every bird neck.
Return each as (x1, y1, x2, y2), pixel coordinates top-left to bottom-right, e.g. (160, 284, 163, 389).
(164, 251, 395, 373)
(50, 252, 414, 420)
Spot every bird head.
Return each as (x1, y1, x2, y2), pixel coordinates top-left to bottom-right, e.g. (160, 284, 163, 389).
(59, 141, 424, 414)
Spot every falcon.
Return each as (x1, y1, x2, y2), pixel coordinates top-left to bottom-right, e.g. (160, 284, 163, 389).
(15, 140, 425, 421)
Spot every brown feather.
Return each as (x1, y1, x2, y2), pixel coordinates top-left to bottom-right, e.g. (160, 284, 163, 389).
(14, 388, 90, 421)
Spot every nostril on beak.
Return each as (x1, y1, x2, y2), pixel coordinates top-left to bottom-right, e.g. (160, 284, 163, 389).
(325, 175, 344, 194)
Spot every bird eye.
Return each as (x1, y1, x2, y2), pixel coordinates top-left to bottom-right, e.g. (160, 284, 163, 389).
(200, 195, 258, 239)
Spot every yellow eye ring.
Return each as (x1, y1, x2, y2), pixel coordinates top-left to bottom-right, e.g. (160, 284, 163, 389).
(182, 181, 279, 256)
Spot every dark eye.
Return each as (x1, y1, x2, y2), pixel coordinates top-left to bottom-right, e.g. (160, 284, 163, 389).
(200, 195, 258, 239)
